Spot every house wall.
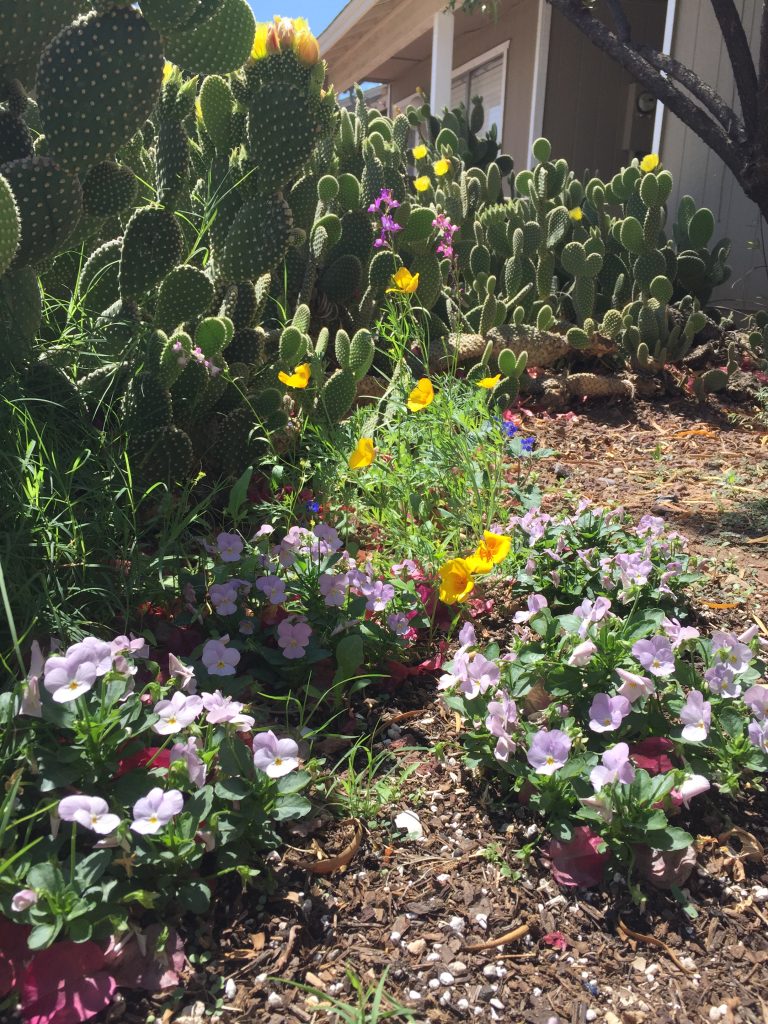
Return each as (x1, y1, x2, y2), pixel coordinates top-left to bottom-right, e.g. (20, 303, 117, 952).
(543, 0, 667, 178)
(387, 0, 539, 172)
(662, 0, 766, 308)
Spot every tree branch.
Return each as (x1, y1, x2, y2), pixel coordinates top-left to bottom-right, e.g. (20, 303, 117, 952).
(757, 1, 768, 155)
(545, 0, 745, 183)
(605, 0, 631, 44)
(636, 44, 746, 142)
(709, 0, 758, 135)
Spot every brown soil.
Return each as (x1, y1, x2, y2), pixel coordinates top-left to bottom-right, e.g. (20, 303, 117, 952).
(117, 396, 768, 1024)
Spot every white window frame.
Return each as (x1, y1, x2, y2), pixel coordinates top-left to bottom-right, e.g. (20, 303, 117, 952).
(450, 40, 510, 145)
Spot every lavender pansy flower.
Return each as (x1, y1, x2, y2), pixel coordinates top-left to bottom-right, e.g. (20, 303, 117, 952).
(201, 690, 255, 731)
(526, 729, 572, 775)
(130, 788, 184, 835)
(631, 636, 675, 677)
(152, 692, 204, 735)
(590, 742, 636, 791)
(216, 532, 244, 562)
(679, 690, 711, 741)
(202, 637, 241, 677)
(568, 639, 597, 667)
(704, 662, 741, 698)
(588, 693, 631, 732)
(513, 594, 548, 624)
(616, 667, 655, 703)
(170, 736, 207, 789)
(58, 795, 121, 835)
(252, 731, 300, 777)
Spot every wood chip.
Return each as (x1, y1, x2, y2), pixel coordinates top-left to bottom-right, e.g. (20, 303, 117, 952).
(464, 923, 530, 951)
(617, 919, 693, 974)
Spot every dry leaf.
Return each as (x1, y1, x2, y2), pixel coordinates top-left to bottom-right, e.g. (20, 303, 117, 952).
(296, 819, 363, 875)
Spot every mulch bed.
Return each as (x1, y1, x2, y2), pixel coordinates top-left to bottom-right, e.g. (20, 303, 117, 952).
(113, 395, 768, 1023)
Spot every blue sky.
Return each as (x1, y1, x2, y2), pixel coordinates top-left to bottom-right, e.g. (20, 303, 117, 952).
(246, 1, 347, 36)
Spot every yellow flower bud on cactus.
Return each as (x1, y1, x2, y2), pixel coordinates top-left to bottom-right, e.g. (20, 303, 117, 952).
(569, 207, 583, 222)
(294, 27, 320, 66)
(640, 153, 660, 173)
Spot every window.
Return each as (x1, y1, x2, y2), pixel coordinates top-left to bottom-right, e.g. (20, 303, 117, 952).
(450, 46, 507, 141)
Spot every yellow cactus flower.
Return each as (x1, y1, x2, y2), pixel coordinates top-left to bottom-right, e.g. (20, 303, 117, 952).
(387, 268, 420, 294)
(412, 144, 428, 160)
(406, 378, 434, 412)
(251, 22, 270, 60)
(294, 27, 320, 66)
(433, 158, 451, 176)
(569, 207, 583, 222)
(278, 363, 311, 389)
(476, 374, 501, 389)
(414, 175, 431, 192)
(478, 531, 511, 565)
(640, 153, 660, 173)
(348, 437, 376, 470)
(438, 558, 475, 605)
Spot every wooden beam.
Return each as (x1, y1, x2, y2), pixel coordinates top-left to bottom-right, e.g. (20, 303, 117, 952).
(324, 0, 445, 92)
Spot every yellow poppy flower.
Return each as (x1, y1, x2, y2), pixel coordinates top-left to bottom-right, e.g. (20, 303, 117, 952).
(466, 550, 493, 575)
(640, 153, 660, 173)
(476, 374, 501, 389)
(569, 207, 583, 222)
(433, 158, 451, 176)
(278, 363, 311, 389)
(406, 378, 434, 412)
(412, 144, 428, 160)
(438, 558, 475, 605)
(348, 437, 375, 470)
(387, 267, 420, 294)
(479, 531, 511, 565)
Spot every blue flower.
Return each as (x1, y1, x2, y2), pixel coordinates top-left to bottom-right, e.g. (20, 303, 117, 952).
(497, 419, 518, 439)
(306, 500, 320, 514)
(520, 436, 536, 452)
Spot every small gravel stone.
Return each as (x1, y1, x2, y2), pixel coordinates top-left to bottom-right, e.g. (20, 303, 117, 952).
(439, 990, 452, 1006)
(223, 979, 236, 1001)
(457, 998, 469, 1010)
(585, 1011, 597, 1022)
(407, 939, 426, 956)
(266, 993, 283, 1008)
(439, 971, 455, 986)
(407, 991, 422, 1002)
(449, 961, 467, 974)
(533, 987, 543, 997)
(475, 913, 489, 930)
(448, 916, 466, 933)
(428, 978, 440, 990)
(389, 931, 401, 943)
(490, 998, 505, 1010)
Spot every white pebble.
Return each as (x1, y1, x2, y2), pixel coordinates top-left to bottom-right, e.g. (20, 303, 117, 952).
(475, 913, 489, 930)
(483, 964, 501, 979)
(224, 979, 236, 1001)
(428, 978, 440, 990)
(407, 990, 422, 1002)
(266, 993, 283, 1007)
(457, 998, 469, 1010)
(436, 873, 450, 883)
(533, 987, 543, 997)
(426, 951, 441, 963)
(585, 1011, 597, 1022)
(753, 886, 768, 903)
(439, 971, 455, 986)
(490, 998, 505, 1010)
(390, 931, 401, 943)
(448, 916, 466, 933)
(439, 990, 452, 1006)
(449, 961, 467, 974)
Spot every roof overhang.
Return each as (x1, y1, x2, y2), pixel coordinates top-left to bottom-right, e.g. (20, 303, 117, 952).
(319, 0, 446, 94)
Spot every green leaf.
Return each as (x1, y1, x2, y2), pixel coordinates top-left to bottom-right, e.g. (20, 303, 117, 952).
(27, 920, 62, 950)
(214, 778, 252, 801)
(74, 850, 112, 889)
(185, 785, 215, 824)
(333, 632, 365, 684)
(27, 861, 65, 894)
(276, 770, 310, 796)
(642, 826, 693, 852)
(227, 466, 253, 523)
(272, 793, 312, 821)
(177, 881, 211, 914)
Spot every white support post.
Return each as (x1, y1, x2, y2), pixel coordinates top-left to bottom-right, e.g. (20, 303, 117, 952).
(430, 10, 455, 115)
(527, 0, 553, 168)
(652, 0, 678, 156)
